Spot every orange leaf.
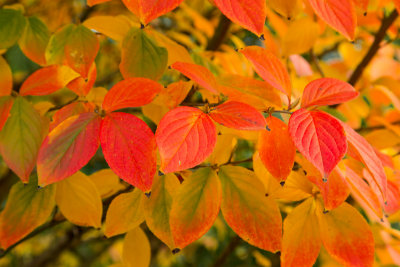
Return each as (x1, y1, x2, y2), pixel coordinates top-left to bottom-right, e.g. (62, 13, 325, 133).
(50, 102, 95, 131)
(37, 112, 101, 186)
(100, 112, 156, 192)
(170, 168, 221, 249)
(241, 46, 291, 98)
(156, 107, 217, 174)
(341, 121, 387, 200)
(281, 198, 321, 267)
(0, 96, 13, 131)
(122, 0, 184, 25)
(209, 101, 266, 130)
(20, 65, 80, 96)
(64, 25, 99, 78)
(87, 0, 111, 6)
(0, 56, 13, 96)
(219, 166, 282, 252)
(258, 116, 296, 182)
(213, 0, 266, 35)
(289, 109, 347, 178)
(102, 77, 163, 112)
(317, 202, 375, 267)
(308, 0, 357, 40)
(385, 179, 400, 215)
(301, 78, 359, 108)
(66, 63, 97, 96)
(171, 61, 219, 94)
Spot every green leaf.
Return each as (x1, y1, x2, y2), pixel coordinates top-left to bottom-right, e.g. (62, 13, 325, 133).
(0, 9, 26, 49)
(120, 28, 168, 81)
(45, 24, 75, 65)
(0, 97, 44, 182)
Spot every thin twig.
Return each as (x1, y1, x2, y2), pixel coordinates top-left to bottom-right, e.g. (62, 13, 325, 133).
(207, 14, 232, 51)
(210, 235, 242, 267)
(310, 48, 325, 77)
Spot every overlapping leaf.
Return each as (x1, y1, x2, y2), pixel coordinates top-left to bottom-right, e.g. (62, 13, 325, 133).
(100, 112, 156, 192)
(0, 9, 26, 49)
(123, 227, 151, 267)
(156, 106, 216, 173)
(66, 63, 97, 96)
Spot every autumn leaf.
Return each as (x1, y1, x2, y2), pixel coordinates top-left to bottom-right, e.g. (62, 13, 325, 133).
(0, 56, 13, 96)
(45, 24, 75, 65)
(122, 227, 151, 267)
(50, 102, 95, 131)
(0, 96, 13, 131)
(66, 63, 97, 96)
(0, 8, 26, 49)
(156, 106, 217, 173)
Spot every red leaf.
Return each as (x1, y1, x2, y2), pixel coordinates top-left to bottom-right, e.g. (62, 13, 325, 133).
(0, 96, 13, 131)
(102, 77, 163, 112)
(100, 112, 156, 192)
(213, 0, 266, 35)
(289, 109, 347, 178)
(122, 0, 184, 25)
(66, 63, 97, 96)
(20, 65, 80, 96)
(341, 121, 387, 199)
(156, 106, 216, 173)
(258, 116, 296, 182)
(241, 46, 291, 98)
(170, 62, 219, 94)
(209, 101, 266, 130)
(301, 78, 359, 108)
(308, 0, 357, 40)
(37, 112, 101, 186)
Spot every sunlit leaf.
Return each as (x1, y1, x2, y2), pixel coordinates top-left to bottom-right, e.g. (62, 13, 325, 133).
(0, 56, 12, 96)
(170, 168, 221, 249)
(55, 172, 102, 228)
(0, 8, 26, 49)
(37, 112, 101, 186)
(123, 227, 151, 267)
(100, 112, 156, 192)
(156, 106, 216, 174)
(83, 15, 133, 42)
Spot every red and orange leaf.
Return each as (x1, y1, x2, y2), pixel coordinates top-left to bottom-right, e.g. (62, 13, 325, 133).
(64, 25, 99, 78)
(50, 102, 95, 131)
(385, 179, 400, 215)
(100, 112, 156, 192)
(341, 121, 387, 199)
(143, 174, 180, 250)
(0, 56, 12, 96)
(213, 0, 266, 35)
(170, 62, 219, 94)
(317, 202, 375, 267)
(301, 78, 359, 108)
(281, 198, 321, 267)
(156, 107, 217, 174)
(241, 46, 291, 98)
(37, 112, 101, 186)
(0, 96, 13, 131)
(170, 168, 221, 249)
(308, 168, 350, 211)
(0, 97, 44, 182)
(308, 0, 357, 40)
(209, 101, 266, 130)
(218, 165, 282, 252)
(66, 63, 97, 96)
(122, 0, 184, 25)
(20, 65, 80, 96)
(0, 177, 55, 249)
(289, 109, 347, 178)
(102, 77, 163, 112)
(258, 116, 296, 182)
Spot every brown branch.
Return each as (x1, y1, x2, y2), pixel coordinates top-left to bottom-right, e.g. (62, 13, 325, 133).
(310, 48, 325, 77)
(207, 14, 232, 51)
(348, 10, 398, 86)
(211, 235, 242, 267)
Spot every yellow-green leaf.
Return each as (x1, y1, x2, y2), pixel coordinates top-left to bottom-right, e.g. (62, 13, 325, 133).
(170, 168, 221, 249)
(105, 188, 145, 237)
(218, 165, 282, 252)
(0, 97, 44, 182)
(55, 172, 103, 228)
(123, 227, 151, 267)
(45, 24, 75, 65)
(0, 9, 26, 49)
(0, 176, 55, 249)
(120, 28, 168, 81)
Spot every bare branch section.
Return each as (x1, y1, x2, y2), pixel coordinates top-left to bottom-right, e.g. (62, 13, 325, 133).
(348, 9, 398, 86)
(207, 14, 232, 51)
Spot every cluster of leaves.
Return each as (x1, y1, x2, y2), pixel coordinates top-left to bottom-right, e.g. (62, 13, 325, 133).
(1, 0, 400, 266)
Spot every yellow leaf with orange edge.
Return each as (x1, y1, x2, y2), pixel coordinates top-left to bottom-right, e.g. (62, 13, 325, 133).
(89, 168, 126, 199)
(143, 174, 180, 250)
(281, 198, 322, 267)
(218, 165, 282, 252)
(83, 15, 136, 42)
(277, 170, 315, 202)
(105, 188, 145, 237)
(282, 17, 319, 56)
(207, 134, 237, 165)
(0, 56, 12, 96)
(0, 176, 55, 249)
(123, 227, 151, 267)
(55, 172, 103, 228)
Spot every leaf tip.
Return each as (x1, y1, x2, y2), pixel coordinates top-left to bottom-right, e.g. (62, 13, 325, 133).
(279, 181, 285, 187)
(172, 248, 180, 254)
(145, 191, 151, 198)
(259, 34, 265, 41)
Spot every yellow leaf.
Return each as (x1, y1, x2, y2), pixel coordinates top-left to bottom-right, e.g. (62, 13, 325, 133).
(123, 227, 151, 267)
(55, 172, 103, 228)
(268, 0, 301, 19)
(253, 152, 284, 199)
(89, 168, 125, 199)
(105, 188, 145, 237)
(83, 15, 137, 42)
(282, 17, 319, 56)
(207, 134, 237, 165)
